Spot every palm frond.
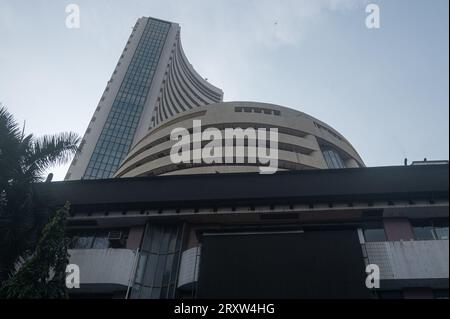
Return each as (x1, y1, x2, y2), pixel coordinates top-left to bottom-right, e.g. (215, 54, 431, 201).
(0, 105, 22, 143)
(25, 132, 80, 179)
(0, 106, 26, 185)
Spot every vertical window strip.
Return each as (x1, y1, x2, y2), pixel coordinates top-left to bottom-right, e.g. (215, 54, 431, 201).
(83, 19, 171, 179)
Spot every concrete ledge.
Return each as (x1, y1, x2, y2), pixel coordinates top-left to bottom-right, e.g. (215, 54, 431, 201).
(366, 240, 449, 281)
(69, 249, 137, 293)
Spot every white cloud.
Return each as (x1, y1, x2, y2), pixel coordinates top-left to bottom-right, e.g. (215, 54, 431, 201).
(163, 0, 364, 99)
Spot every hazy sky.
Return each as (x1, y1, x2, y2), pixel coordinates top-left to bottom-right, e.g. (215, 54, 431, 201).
(0, 0, 448, 180)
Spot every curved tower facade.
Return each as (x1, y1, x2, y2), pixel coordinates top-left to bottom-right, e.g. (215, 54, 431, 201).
(151, 32, 223, 127)
(65, 17, 223, 180)
(66, 16, 363, 181)
(115, 102, 364, 177)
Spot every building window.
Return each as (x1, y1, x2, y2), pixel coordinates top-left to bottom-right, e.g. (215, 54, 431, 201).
(363, 222, 387, 242)
(72, 235, 95, 249)
(83, 18, 171, 180)
(323, 148, 346, 169)
(130, 224, 182, 299)
(69, 230, 128, 249)
(234, 106, 281, 116)
(364, 228, 387, 242)
(412, 219, 449, 240)
(314, 122, 343, 141)
(434, 219, 449, 240)
(435, 226, 449, 240)
(413, 225, 435, 240)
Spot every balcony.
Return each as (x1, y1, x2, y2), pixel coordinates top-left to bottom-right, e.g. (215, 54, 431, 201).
(68, 249, 138, 294)
(365, 240, 449, 289)
(177, 247, 200, 290)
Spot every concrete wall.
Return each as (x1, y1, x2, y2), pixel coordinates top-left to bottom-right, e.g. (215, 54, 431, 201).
(126, 226, 144, 250)
(384, 218, 415, 241)
(177, 247, 200, 288)
(69, 249, 137, 289)
(115, 101, 365, 177)
(365, 240, 449, 280)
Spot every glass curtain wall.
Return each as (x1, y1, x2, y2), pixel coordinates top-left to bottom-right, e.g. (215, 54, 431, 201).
(130, 223, 184, 299)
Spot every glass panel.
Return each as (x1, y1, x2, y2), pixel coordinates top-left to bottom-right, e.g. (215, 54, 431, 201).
(150, 227, 162, 253)
(434, 227, 449, 240)
(130, 223, 182, 299)
(159, 227, 171, 253)
(413, 226, 435, 240)
(175, 229, 182, 251)
(135, 254, 148, 284)
(160, 286, 168, 300)
(330, 152, 339, 168)
(170, 252, 180, 284)
(167, 284, 175, 299)
(323, 151, 332, 168)
(74, 236, 94, 249)
(143, 254, 158, 287)
(150, 287, 161, 299)
(364, 228, 386, 242)
(83, 19, 170, 179)
(92, 237, 109, 249)
(332, 150, 345, 168)
(167, 228, 179, 253)
(130, 284, 142, 299)
(323, 149, 345, 169)
(153, 254, 167, 287)
(162, 254, 174, 286)
(141, 286, 153, 299)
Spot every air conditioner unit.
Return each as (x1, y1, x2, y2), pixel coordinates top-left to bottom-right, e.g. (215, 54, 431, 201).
(108, 231, 123, 241)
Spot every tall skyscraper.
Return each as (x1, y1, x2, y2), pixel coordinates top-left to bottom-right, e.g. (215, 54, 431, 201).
(65, 17, 223, 180)
(39, 16, 447, 300)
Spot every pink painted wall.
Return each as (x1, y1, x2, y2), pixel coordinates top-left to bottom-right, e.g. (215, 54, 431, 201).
(384, 218, 414, 241)
(126, 226, 144, 249)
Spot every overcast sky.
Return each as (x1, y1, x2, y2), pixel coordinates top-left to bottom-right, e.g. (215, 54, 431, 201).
(0, 0, 448, 180)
